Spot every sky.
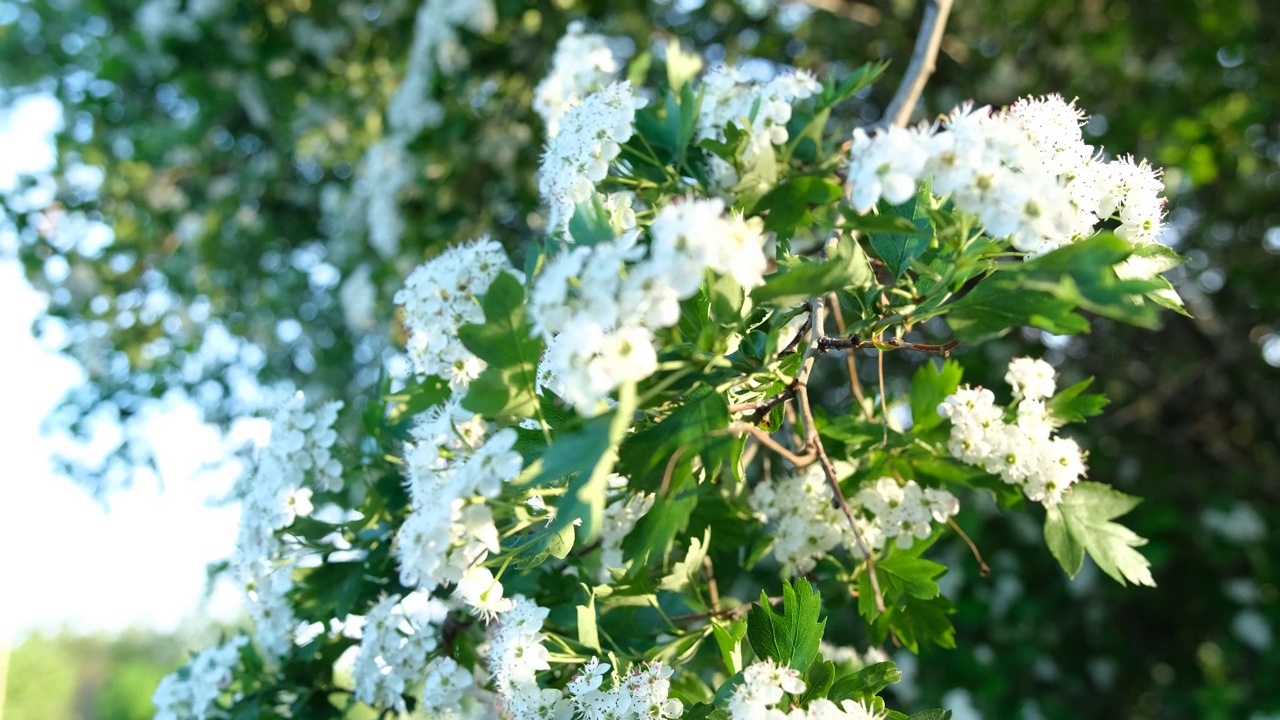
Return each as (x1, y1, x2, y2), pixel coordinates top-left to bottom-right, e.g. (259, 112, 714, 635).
(0, 93, 243, 640)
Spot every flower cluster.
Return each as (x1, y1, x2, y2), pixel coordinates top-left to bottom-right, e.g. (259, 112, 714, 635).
(937, 357, 1086, 505)
(533, 21, 624, 136)
(856, 478, 961, 551)
(485, 595, 562, 717)
(395, 398, 523, 617)
(697, 65, 822, 189)
(531, 197, 767, 415)
(727, 659, 883, 719)
(566, 657, 686, 719)
(152, 636, 247, 720)
(538, 82, 646, 232)
(846, 95, 1166, 256)
(750, 467, 960, 573)
(234, 393, 343, 659)
(394, 236, 516, 388)
(598, 481, 656, 583)
(351, 592, 457, 713)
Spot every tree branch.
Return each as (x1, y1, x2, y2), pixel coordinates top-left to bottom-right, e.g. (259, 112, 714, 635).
(795, 299, 888, 614)
(818, 335, 960, 356)
(880, 0, 954, 129)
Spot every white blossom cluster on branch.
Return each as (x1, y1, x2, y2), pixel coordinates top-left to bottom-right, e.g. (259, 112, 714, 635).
(234, 392, 343, 659)
(395, 398, 523, 617)
(938, 357, 1086, 505)
(697, 65, 822, 189)
(531, 197, 767, 415)
(394, 235, 516, 388)
(750, 466, 960, 574)
(727, 658, 883, 719)
(539, 82, 647, 232)
(846, 94, 1166, 256)
(534, 21, 626, 136)
(152, 636, 247, 720)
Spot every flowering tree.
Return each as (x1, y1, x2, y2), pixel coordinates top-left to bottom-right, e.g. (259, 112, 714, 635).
(134, 2, 1195, 717)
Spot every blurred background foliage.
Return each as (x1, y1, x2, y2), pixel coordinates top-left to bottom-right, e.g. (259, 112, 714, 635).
(1, 0, 1277, 718)
(4, 626, 222, 720)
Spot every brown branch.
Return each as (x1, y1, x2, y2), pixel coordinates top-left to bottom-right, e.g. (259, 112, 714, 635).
(818, 335, 960, 356)
(795, 299, 887, 614)
(728, 423, 816, 468)
(880, 0, 954, 129)
(670, 595, 784, 623)
(826, 292, 873, 421)
(703, 556, 721, 611)
(948, 518, 991, 577)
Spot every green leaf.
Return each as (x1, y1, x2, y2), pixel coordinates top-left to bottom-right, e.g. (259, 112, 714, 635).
(684, 704, 731, 720)
(577, 595, 601, 652)
(507, 522, 575, 568)
(909, 710, 953, 720)
(752, 176, 843, 240)
(814, 61, 889, 109)
(942, 234, 1168, 341)
(711, 618, 748, 675)
(383, 375, 450, 435)
(1046, 377, 1110, 425)
(459, 273, 544, 418)
(752, 235, 874, 308)
(746, 578, 826, 673)
(799, 657, 837, 705)
(827, 662, 902, 703)
(519, 384, 636, 542)
(568, 195, 615, 246)
(1044, 481, 1155, 587)
(869, 180, 934, 278)
(659, 528, 711, 593)
(944, 278, 1092, 342)
(910, 359, 963, 432)
(878, 554, 947, 600)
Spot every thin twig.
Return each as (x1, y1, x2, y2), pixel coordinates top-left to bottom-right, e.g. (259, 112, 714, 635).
(880, 0, 955, 129)
(948, 518, 991, 577)
(877, 338, 890, 447)
(728, 423, 816, 468)
(670, 595, 784, 623)
(795, 299, 887, 614)
(703, 556, 721, 611)
(819, 336, 960, 356)
(826, 292, 873, 421)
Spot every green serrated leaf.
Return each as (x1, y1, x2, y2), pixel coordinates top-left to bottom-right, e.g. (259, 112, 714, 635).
(752, 235, 873, 307)
(909, 710, 953, 720)
(869, 180, 934, 278)
(910, 359, 963, 432)
(459, 273, 544, 418)
(828, 662, 902, 703)
(799, 657, 837, 705)
(1046, 377, 1110, 425)
(746, 578, 826, 673)
(711, 618, 748, 675)
(1044, 481, 1155, 587)
(659, 528, 711, 593)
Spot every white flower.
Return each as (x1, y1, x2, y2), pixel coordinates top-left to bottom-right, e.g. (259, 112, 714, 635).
(395, 236, 515, 388)
(534, 22, 625, 135)
(539, 82, 646, 232)
(454, 566, 514, 620)
(153, 636, 247, 720)
(846, 126, 930, 211)
(1005, 356, 1057, 401)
